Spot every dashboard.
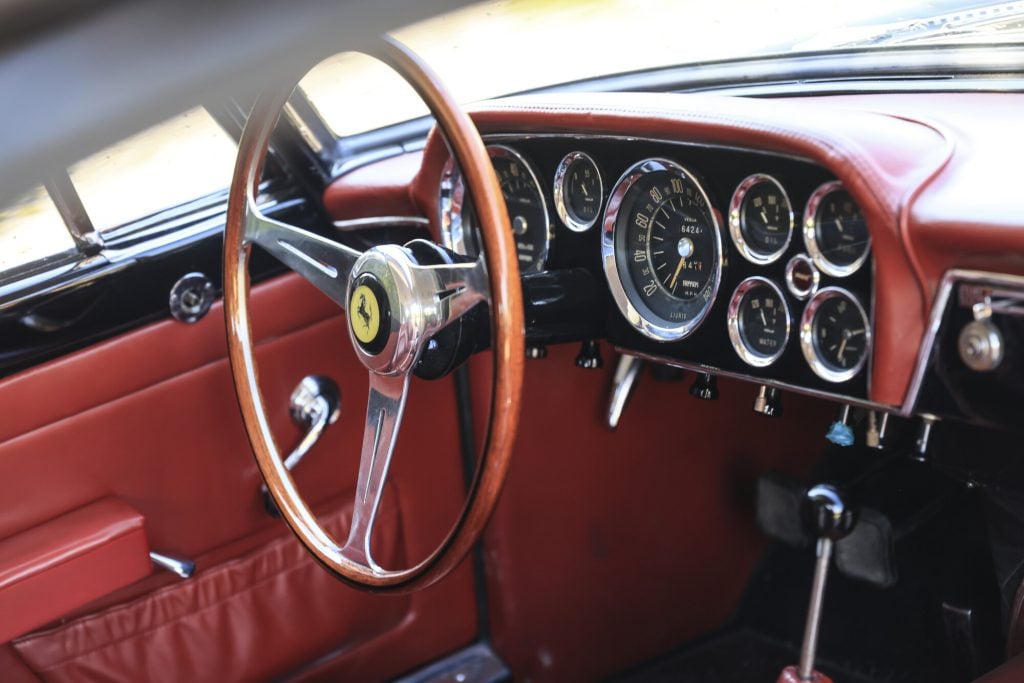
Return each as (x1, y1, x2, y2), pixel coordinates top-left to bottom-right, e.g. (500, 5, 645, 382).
(438, 136, 876, 404)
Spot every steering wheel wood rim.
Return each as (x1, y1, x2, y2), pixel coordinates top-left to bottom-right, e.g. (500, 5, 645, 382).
(223, 36, 523, 591)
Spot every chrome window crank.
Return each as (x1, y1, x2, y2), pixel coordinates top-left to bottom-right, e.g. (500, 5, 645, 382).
(262, 375, 341, 515)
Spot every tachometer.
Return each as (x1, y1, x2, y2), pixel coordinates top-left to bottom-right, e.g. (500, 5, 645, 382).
(602, 158, 723, 341)
(438, 146, 551, 274)
(800, 287, 871, 382)
(803, 181, 870, 277)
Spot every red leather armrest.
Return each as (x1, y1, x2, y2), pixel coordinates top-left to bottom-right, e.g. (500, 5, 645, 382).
(0, 499, 151, 643)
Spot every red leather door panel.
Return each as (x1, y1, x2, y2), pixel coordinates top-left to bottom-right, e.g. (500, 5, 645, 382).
(0, 273, 477, 681)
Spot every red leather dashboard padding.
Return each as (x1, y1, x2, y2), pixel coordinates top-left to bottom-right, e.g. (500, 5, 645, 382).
(0, 499, 150, 644)
(12, 502, 406, 683)
(323, 150, 424, 221)
(407, 92, 953, 407)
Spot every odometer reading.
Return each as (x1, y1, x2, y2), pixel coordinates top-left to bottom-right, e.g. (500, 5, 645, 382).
(728, 277, 790, 367)
(602, 159, 723, 341)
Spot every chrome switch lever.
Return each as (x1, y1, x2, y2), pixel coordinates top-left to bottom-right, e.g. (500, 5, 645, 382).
(606, 355, 642, 430)
(796, 484, 856, 681)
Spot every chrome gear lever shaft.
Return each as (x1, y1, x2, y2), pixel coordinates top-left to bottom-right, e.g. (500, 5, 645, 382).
(797, 484, 855, 681)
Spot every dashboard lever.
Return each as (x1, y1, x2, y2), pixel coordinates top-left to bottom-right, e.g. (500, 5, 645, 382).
(606, 355, 642, 430)
(753, 385, 782, 417)
(262, 375, 341, 515)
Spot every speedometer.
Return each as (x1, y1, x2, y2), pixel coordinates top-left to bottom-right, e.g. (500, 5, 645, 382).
(602, 158, 723, 341)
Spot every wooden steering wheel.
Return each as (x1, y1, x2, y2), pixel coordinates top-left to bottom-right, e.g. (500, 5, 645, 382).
(223, 37, 523, 590)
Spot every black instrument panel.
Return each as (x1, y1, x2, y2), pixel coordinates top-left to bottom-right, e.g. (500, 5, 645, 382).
(448, 135, 876, 403)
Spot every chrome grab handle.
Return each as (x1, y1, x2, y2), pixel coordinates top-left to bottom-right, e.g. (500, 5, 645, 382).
(262, 375, 341, 514)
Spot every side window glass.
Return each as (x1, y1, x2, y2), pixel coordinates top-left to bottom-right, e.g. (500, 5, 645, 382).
(0, 186, 75, 274)
(69, 107, 237, 233)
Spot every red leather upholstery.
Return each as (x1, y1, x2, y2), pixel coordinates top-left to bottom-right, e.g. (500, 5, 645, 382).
(0, 273, 477, 681)
(12, 501, 406, 682)
(477, 346, 833, 682)
(0, 499, 150, 644)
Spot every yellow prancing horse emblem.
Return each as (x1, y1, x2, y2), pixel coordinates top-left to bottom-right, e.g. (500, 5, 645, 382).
(350, 285, 380, 344)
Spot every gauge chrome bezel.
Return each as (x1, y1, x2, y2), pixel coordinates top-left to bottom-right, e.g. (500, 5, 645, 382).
(553, 151, 602, 233)
(802, 180, 871, 278)
(601, 157, 724, 342)
(800, 286, 872, 383)
(784, 253, 820, 301)
(728, 173, 794, 265)
(727, 276, 791, 368)
(438, 145, 552, 271)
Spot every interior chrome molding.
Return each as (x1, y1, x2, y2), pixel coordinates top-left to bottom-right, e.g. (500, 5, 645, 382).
(901, 268, 1024, 417)
(621, 348, 894, 413)
(333, 215, 430, 232)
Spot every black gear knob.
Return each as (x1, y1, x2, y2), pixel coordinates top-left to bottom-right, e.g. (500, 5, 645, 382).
(804, 484, 855, 541)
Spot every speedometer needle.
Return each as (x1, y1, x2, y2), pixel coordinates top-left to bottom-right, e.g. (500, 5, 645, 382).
(668, 256, 686, 291)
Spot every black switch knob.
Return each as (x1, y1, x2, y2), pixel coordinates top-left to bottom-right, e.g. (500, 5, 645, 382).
(526, 345, 548, 359)
(753, 385, 782, 417)
(575, 340, 603, 369)
(690, 373, 718, 400)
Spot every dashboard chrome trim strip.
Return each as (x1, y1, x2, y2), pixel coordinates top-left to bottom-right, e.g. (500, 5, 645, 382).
(900, 268, 1024, 417)
(619, 348, 895, 412)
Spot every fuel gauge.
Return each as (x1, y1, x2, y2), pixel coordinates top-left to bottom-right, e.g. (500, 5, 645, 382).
(554, 151, 602, 232)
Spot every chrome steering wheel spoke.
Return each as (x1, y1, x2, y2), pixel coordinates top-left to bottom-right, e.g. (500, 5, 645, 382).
(244, 198, 361, 310)
(341, 371, 410, 572)
(412, 257, 488, 335)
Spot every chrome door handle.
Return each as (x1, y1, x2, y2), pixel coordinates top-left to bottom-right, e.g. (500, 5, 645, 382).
(262, 375, 341, 515)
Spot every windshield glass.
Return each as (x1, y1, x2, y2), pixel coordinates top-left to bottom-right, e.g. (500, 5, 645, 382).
(301, 0, 1023, 137)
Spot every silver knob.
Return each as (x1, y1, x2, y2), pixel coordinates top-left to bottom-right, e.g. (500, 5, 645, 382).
(958, 319, 1003, 372)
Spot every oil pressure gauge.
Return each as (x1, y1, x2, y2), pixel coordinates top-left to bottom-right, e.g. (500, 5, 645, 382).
(800, 287, 871, 382)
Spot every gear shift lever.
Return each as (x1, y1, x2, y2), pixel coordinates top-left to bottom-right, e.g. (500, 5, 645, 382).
(779, 484, 855, 682)
(800, 485, 854, 678)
